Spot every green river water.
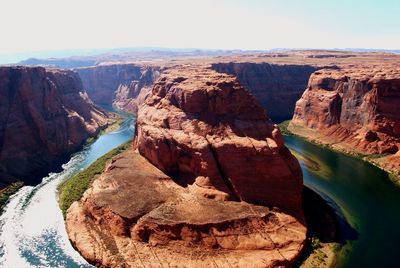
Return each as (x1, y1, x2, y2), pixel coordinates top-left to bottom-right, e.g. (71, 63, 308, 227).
(284, 135, 400, 267)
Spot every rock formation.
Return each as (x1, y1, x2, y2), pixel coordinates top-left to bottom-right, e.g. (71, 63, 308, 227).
(77, 64, 160, 112)
(211, 62, 317, 121)
(66, 66, 306, 267)
(289, 66, 400, 176)
(0, 66, 108, 186)
(134, 67, 304, 215)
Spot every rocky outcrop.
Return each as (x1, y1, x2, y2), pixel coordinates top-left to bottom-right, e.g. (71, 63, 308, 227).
(66, 66, 306, 267)
(211, 62, 317, 121)
(134, 67, 304, 215)
(77, 64, 160, 112)
(0, 66, 108, 186)
(289, 67, 400, 176)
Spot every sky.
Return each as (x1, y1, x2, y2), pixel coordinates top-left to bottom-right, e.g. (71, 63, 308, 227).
(0, 0, 399, 54)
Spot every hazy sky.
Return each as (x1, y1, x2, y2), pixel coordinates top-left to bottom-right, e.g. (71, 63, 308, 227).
(1, 0, 399, 53)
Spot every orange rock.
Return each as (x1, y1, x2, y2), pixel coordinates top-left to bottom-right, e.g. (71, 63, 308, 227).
(66, 149, 306, 268)
(66, 66, 306, 267)
(289, 66, 400, 177)
(134, 67, 304, 217)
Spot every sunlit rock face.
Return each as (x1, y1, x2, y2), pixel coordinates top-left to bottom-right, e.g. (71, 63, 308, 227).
(290, 67, 400, 155)
(66, 66, 306, 268)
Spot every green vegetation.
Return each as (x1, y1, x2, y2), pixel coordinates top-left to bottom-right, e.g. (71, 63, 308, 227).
(293, 235, 340, 268)
(58, 141, 131, 216)
(292, 236, 322, 267)
(84, 113, 125, 147)
(365, 153, 390, 159)
(389, 173, 400, 186)
(278, 120, 293, 136)
(0, 181, 24, 214)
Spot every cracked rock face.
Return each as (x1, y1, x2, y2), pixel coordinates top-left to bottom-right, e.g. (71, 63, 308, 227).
(134, 67, 303, 216)
(66, 66, 306, 267)
(66, 150, 306, 268)
(0, 66, 108, 186)
(290, 67, 400, 156)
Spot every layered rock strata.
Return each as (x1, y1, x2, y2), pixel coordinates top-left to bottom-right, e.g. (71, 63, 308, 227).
(289, 66, 400, 177)
(211, 62, 317, 121)
(0, 66, 108, 186)
(77, 64, 160, 112)
(66, 67, 306, 267)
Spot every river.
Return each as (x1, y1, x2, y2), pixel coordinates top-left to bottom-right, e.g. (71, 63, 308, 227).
(0, 116, 135, 267)
(284, 135, 400, 267)
(0, 119, 399, 267)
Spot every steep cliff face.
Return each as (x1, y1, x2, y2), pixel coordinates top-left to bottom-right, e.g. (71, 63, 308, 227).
(134, 67, 304, 215)
(211, 62, 317, 121)
(76, 64, 160, 112)
(0, 66, 108, 186)
(289, 67, 400, 175)
(66, 66, 306, 267)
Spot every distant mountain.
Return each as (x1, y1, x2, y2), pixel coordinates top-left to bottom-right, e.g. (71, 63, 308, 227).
(3, 47, 399, 69)
(19, 57, 98, 69)
(8, 47, 263, 68)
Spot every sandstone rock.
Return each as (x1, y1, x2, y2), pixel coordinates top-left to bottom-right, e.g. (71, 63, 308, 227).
(66, 66, 306, 267)
(290, 67, 400, 156)
(77, 64, 160, 112)
(0, 66, 108, 186)
(211, 62, 317, 121)
(66, 150, 306, 268)
(134, 67, 304, 216)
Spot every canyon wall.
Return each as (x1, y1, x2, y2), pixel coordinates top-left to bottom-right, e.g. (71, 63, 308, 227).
(76, 64, 160, 112)
(66, 66, 306, 267)
(289, 67, 400, 176)
(0, 66, 108, 186)
(211, 62, 317, 121)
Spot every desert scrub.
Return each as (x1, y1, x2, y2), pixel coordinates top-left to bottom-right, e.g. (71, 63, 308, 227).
(58, 141, 131, 216)
(0, 181, 24, 214)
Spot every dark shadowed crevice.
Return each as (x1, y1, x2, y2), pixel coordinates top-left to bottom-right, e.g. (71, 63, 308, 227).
(205, 138, 241, 201)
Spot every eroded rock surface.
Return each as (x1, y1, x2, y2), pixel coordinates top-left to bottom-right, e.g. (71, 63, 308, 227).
(66, 150, 306, 267)
(66, 66, 306, 267)
(212, 62, 317, 121)
(134, 67, 303, 215)
(0, 66, 108, 186)
(77, 64, 160, 112)
(289, 66, 400, 176)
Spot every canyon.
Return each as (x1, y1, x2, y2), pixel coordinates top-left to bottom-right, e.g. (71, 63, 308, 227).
(72, 52, 400, 180)
(76, 64, 160, 112)
(1, 50, 399, 267)
(65, 66, 307, 267)
(0, 66, 108, 187)
(289, 65, 400, 179)
(211, 62, 317, 120)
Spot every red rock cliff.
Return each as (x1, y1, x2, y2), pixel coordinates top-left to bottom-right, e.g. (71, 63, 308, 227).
(211, 62, 317, 121)
(289, 66, 400, 176)
(134, 66, 303, 216)
(77, 64, 160, 112)
(65, 66, 306, 267)
(0, 66, 108, 186)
